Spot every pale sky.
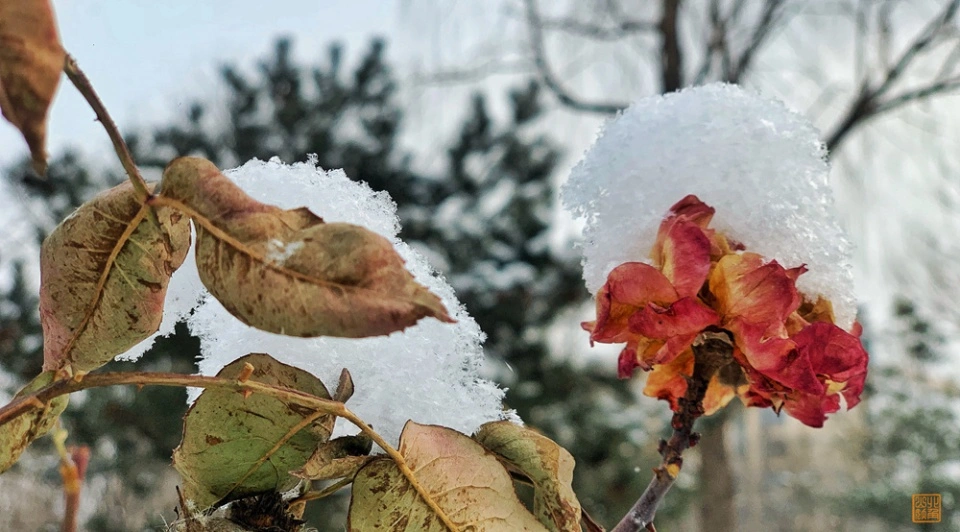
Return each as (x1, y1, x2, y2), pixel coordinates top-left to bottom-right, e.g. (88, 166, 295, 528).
(0, 0, 406, 165)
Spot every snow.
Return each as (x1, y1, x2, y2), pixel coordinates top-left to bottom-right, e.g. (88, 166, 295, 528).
(120, 156, 515, 445)
(562, 83, 857, 328)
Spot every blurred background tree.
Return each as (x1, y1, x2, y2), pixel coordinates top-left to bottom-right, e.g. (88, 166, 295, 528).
(1, 1, 959, 530)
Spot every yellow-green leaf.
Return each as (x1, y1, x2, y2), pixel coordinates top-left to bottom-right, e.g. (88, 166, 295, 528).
(475, 421, 583, 532)
(0, 371, 68, 473)
(173, 354, 337, 510)
(0, 0, 65, 174)
(348, 421, 547, 531)
(158, 156, 453, 338)
(39, 181, 190, 372)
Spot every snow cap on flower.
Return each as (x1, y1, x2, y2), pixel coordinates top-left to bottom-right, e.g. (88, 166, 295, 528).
(562, 83, 856, 329)
(565, 84, 868, 427)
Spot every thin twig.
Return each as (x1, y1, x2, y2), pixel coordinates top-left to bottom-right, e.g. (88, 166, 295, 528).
(522, 0, 626, 114)
(58, 446, 89, 532)
(62, 55, 151, 201)
(612, 332, 733, 532)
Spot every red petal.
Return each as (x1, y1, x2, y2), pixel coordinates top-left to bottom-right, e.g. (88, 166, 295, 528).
(782, 391, 842, 428)
(617, 345, 641, 379)
(666, 195, 715, 227)
(657, 220, 712, 297)
(793, 321, 869, 407)
(711, 253, 805, 326)
(590, 263, 678, 344)
(628, 297, 719, 339)
(728, 319, 823, 396)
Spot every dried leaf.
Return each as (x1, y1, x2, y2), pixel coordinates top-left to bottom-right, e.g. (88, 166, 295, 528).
(580, 510, 605, 532)
(158, 156, 453, 338)
(334, 368, 354, 403)
(291, 435, 373, 481)
(475, 421, 582, 532)
(0, 0, 65, 174)
(173, 354, 336, 510)
(39, 181, 190, 372)
(0, 371, 68, 473)
(348, 421, 546, 531)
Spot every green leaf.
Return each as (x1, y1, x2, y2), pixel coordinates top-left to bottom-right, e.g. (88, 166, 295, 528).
(173, 354, 336, 509)
(158, 156, 453, 339)
(0, 371, 68, 473)
(39, 180, 190, 372)
(475, 421, 583, 532)
(348, 421, 547, 531)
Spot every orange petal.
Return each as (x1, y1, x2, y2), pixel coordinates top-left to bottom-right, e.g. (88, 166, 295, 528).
(702, 374, 740, 416)
(710, 253, 805, 326)
(643, 349, 694, 411)
(796, 296, 836, 324)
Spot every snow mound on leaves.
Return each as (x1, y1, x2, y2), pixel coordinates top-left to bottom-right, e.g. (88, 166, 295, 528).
(121, 157, 515, 446)
(562, 83, 856, 328)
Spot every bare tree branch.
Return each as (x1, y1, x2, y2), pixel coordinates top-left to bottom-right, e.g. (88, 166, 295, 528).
(522, 0, 627, 114)
(825, 0, 960, 152)
(659, 0, 685, 92)
(538, 16, 657, 40)
(730, 0, 787, 82)
(412, 57, 532, 85)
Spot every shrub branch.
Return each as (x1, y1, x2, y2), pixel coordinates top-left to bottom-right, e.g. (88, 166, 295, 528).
(612, 331, 733, 532)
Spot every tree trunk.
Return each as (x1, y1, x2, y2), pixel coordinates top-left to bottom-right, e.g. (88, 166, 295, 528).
(698, 412, 737, 532)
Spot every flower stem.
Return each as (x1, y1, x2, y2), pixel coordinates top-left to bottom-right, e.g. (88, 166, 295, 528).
(612, 331, 732, 532)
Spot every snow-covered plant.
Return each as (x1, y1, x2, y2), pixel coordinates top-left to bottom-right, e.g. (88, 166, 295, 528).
(0, 3, 869, 531)
(563, 83, 870, 529)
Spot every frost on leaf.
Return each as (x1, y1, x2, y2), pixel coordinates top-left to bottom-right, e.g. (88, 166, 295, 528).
(158, 156, 453, 338)
(39, 181, 190, 372)
(0, 371, 68, 473)
(0, 0, 64, 174)
(173, 354, 338, 509)
(584, 195, 868, 427)
(474, 421, 583, 532)
(349, 421, 546, 531)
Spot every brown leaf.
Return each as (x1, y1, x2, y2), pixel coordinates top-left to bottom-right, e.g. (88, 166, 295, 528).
(334, 368, 354, 403)
(348, 421, 547, 531)
(475, 421, 582, 532)
(0, 0, 65, 174)
(580, 509, 605, 532)
(40, 181, 190, 372)
(158, 156, 453, 338)
(173, 354, 337, 510)
(291, 434, 373, 481)
(0, 371, 68, 473)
